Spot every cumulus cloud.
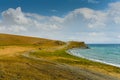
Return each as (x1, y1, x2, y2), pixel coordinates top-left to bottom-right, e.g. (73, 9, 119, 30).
(66, 8, 107, 28)
(3, 7, 30, 25)
(108, 2, 120, 24)
(0, 2, 120, 43)
(0, 7, 61, 33)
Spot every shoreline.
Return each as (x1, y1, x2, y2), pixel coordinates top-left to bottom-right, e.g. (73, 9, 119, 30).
(67, 49, 120, 68)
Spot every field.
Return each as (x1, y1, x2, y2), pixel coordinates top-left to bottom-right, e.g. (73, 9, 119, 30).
(0, 33, 120, 80)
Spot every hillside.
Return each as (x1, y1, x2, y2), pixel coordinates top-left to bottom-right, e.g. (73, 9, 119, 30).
(0, 33, 119, 80)
(0, 33, 88, 49)
(0, 33, 65, 46)
(66, 41, 89, 49)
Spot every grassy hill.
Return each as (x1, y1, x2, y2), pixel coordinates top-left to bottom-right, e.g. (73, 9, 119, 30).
(0, 33, 120, 80)
(0, 33, 65, 46)
(0, 33, 88, 49)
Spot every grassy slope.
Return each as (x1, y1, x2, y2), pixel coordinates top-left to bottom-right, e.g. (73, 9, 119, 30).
(31, 49, 120, 77)
(0, 33, 65, 46)
(0, 33, 120, 80)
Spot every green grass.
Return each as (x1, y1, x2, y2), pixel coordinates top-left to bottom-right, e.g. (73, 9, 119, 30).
(1, 53, 94, 80)
(30, 49, 120, 74)
(0, 33, 120, 79)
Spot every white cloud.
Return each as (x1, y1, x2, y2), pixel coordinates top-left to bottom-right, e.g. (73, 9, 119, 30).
(8, 25, 27, 32)
(88, 0, 99, 4)
(2, 7, 29, 25)
(0, 1, 120, 43)
(88, 32, 105, 36)
(108, 2, 120, 24)
(76, 8, 107, 28)
(118, 35, 120, 39)
(0, 7, 61, 33)
(51, 10, 57, 12)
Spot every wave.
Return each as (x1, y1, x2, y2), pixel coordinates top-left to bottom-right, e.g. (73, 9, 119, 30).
(67, 50, 120, 68)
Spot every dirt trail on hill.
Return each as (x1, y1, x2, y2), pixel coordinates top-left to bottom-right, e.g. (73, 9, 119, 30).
(0, 46, 119, 80)
(21, 51, 119, 80)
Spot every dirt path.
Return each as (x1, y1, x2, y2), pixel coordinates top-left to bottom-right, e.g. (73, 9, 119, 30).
(21, 51, 119, 80)
(0, 46, 119, 80)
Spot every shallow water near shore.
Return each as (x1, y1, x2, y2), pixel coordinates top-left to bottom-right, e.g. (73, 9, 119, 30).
(69, 44, 120, 67)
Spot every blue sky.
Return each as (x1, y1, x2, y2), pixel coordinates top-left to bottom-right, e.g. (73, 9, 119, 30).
(0, 0, 119, 16)
(0, 0, 120, 43)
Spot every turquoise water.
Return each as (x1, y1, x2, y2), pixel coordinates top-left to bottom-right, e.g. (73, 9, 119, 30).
(69, 44, 120, 67)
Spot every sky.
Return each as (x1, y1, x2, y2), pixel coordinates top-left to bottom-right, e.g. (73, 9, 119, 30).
(0, 0, 120, 43)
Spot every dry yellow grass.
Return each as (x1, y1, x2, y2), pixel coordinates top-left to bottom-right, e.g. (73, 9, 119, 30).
(0, 46, 34, 57)
(30, 49, 120, 79)
(0, 33, 119, 80)
(0, 33, 65, 46)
